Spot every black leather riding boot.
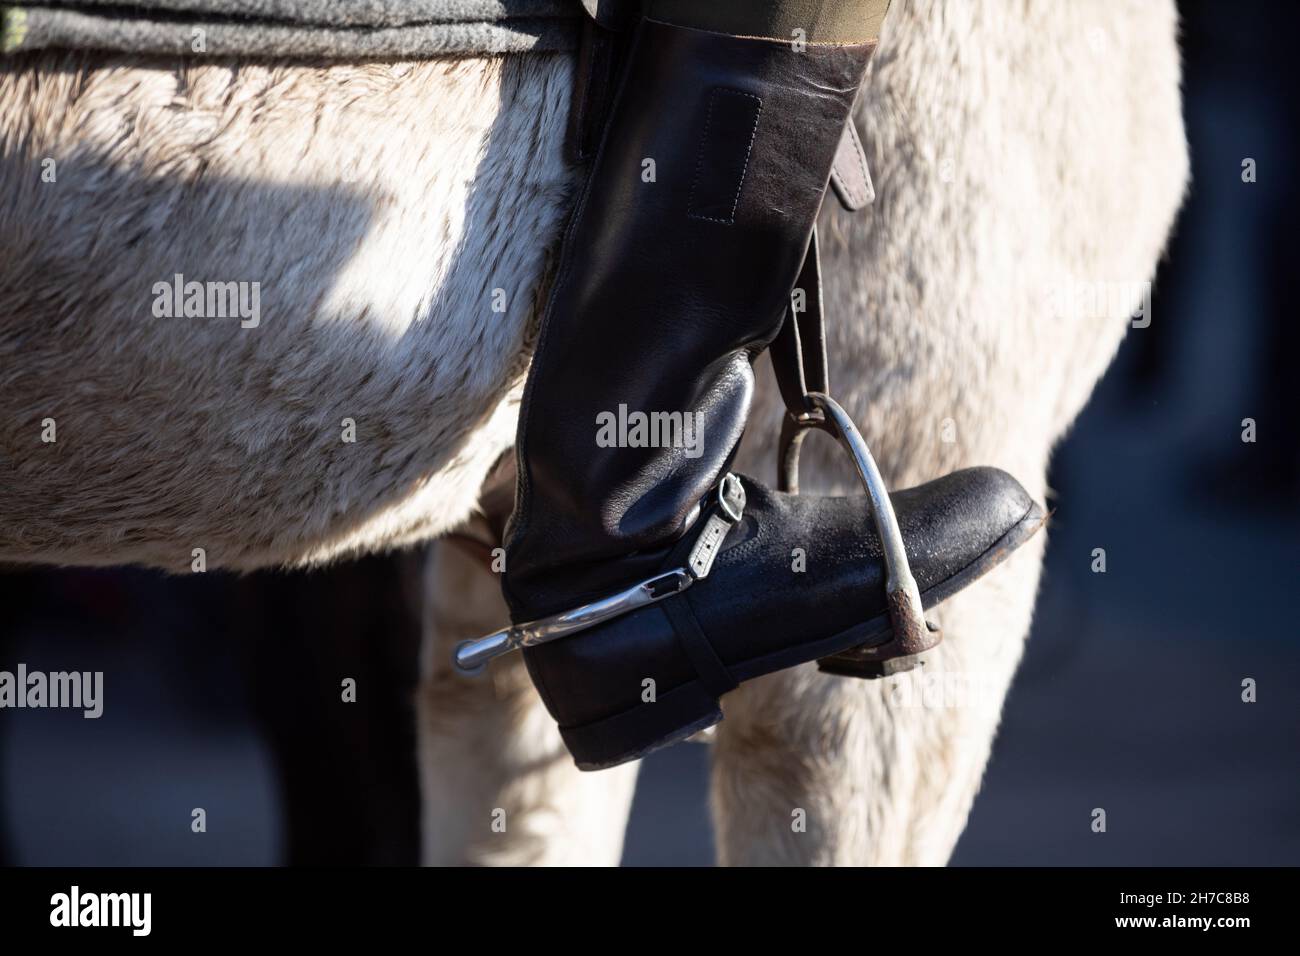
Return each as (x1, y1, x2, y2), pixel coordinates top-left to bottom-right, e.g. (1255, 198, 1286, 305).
(459, 14, 1045, 770)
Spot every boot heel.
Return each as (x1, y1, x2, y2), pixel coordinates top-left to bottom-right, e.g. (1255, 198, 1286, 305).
(558, 680, 722, 772)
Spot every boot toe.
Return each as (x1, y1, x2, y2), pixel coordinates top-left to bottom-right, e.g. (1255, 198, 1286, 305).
(890, 466, 1044, 595)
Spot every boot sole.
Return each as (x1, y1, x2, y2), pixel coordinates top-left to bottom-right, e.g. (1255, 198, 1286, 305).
(561, 500, 1047, 771)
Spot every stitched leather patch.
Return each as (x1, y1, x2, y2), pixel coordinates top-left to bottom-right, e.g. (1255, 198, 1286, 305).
(687, 88, 762, 225)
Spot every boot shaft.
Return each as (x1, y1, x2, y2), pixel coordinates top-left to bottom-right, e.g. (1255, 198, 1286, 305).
(505, 17, 877, 618)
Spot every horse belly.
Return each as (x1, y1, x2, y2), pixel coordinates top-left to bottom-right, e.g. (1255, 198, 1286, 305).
(0, 52, 576, 570)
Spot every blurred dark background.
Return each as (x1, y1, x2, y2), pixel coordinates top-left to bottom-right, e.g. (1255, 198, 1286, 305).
(1, 0, 1296, 866)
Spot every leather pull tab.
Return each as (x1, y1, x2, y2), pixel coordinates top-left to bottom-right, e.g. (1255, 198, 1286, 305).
(829, 119, 874, 212)
(771, 228, 830, 417)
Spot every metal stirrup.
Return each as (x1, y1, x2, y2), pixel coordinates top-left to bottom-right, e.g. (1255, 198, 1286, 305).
(790, 393, 937, 658)
(772, 228, 937, 664)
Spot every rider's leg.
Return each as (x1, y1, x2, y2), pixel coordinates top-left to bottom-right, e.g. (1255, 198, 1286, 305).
(478, 0, 1044, 770)
(647, 0, 891, 43)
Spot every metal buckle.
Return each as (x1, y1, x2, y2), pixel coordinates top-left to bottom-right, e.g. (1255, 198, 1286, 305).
(718, 472, 745, 522)
(454, 474, 747, 674)
(686, 473, 747, 578)
(797, 393, 938, 659)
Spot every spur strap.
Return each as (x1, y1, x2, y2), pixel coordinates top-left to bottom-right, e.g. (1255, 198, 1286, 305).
(454, 474, 747, 673)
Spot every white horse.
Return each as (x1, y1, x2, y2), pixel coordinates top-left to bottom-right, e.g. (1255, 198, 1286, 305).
(0, 0, 1187, 865)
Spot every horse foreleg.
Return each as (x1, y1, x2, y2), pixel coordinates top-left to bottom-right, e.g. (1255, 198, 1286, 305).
(709, 536, 1044, 866)
(416, 528, 639, 866)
